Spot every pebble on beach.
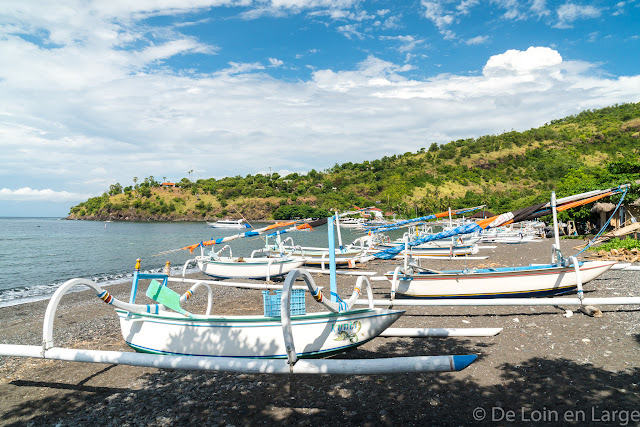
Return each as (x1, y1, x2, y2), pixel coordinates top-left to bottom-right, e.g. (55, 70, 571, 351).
(1, 239, 639, 426)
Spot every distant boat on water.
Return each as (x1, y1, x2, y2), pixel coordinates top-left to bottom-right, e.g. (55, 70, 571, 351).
(207, 219, 251, 229)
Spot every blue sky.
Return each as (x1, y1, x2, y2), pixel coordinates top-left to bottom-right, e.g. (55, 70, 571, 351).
(1, 0, 639, 217)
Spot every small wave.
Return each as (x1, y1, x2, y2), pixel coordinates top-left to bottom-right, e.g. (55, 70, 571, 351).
(0, 266, 200, 308)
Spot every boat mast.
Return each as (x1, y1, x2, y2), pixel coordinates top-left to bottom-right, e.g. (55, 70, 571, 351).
(551, 191, 562, 263)
(335, 212, 344, 249)
(327, 215, 338, 302)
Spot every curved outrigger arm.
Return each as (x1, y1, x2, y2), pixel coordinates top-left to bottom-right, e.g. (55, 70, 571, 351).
(214, 245, 232, 259)
(280, 268, 375, 367)
(179, 281, 214, 315)
(385, 261, 442, 308)
(277, 236, 297, 255)
(42, 277, 214, 351)
(388, 265, 406, 307)
(182, 258, 197, 278)
(43, 278, 162, 351)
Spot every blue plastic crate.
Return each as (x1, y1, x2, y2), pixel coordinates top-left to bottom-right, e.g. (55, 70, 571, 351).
(262, 289, 306, 317)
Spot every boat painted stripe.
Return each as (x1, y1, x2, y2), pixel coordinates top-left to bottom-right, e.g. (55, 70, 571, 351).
(386, 264, 611, 281)
(124, 338, 376, 359)
(401, 270, 573, 280)
(399, 286, 577, 299)
(202, 273, 290, 280)
(202, 259, 300, 266)
(116, 309, 403, 326)
(116, 308, 376, 321)
(270, 251, 362, 257)
(117, 314, 403, 329)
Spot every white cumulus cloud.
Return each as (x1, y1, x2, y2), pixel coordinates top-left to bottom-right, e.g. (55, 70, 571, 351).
(483, 46, 563, 75)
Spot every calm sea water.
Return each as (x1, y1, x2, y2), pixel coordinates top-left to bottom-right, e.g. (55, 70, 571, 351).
(0, 218, 368, 307)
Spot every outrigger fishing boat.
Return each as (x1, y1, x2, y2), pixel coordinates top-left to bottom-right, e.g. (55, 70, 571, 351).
(117, 260, 404, 359)
(375, 241, 479, 258)
(175, 221, 314, 280)
(0, 216, 481, 374)
(361, 206, 486, 260)
(262, 214, 374, 267)
(264, 237, 373, 267)
(336, 207, 391, 230)
(385, 259, 616, 298)
(380, 186, 628, 299)
(192, 246, 304, 280)
(479, 221, 544, 244)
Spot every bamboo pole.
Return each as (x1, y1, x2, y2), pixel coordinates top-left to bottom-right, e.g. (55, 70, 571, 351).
(0, 345, 477, 374)
(356, 297, 640, 307)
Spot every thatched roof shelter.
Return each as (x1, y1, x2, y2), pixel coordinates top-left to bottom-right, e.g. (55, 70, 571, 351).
(591, 202, 616, 213)
(469, 210, 495, 219)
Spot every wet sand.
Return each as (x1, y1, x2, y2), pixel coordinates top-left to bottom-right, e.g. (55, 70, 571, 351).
(1, 239, 639, 426)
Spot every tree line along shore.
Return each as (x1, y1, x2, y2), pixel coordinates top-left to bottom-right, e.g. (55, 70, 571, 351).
(67, 103, 640, 224)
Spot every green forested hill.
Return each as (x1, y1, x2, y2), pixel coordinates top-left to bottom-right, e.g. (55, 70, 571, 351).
(68, 102, 640, 222)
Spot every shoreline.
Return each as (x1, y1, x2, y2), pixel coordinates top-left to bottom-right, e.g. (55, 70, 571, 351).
(1, 239, 639, 425)
(0, 266, 204, 310)
(63, 217, 281, 223)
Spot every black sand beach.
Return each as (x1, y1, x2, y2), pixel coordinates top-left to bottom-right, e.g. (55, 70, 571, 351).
(1, 239, 639, 426)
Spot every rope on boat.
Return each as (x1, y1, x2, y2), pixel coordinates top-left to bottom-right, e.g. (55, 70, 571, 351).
(573, 187, 629, 258)
(373, 185, 630, 260)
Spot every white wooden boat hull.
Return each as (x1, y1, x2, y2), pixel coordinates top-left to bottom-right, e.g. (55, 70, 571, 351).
(390, 236, 482, 248)
(479, 229, 541, 243)
(386, 261, 616, 298)
(117, 308, 404, 359)
(375, 244, 478, 257)
(265, 247, 364, 266)
(481, 236, 539, 244)
(196, 257, 304, 279)
(296, 255, 365, 266)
